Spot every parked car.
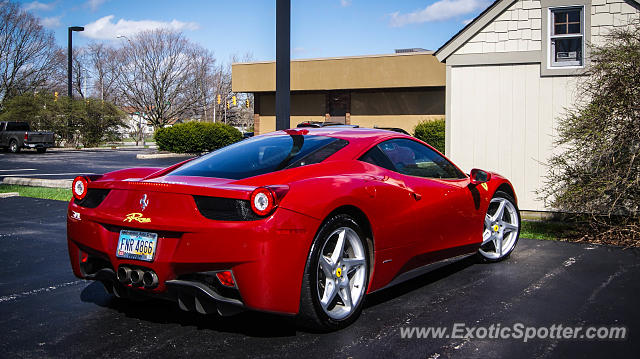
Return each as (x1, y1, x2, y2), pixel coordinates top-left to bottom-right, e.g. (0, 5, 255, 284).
(0, 121, 55, 153)
(67, 127, 520, 331)
(297, 121, 359, 128)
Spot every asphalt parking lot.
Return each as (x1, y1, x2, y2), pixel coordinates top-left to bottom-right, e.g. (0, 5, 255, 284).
(0, 196, 638, 358)
(0, 149, 186, 181)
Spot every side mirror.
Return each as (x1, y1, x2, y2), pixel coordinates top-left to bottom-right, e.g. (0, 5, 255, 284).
(470, 168, 491, 184)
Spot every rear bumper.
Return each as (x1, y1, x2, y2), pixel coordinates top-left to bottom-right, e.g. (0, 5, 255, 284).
(67, 201, 321, 315)
(23, 142, 54, 148)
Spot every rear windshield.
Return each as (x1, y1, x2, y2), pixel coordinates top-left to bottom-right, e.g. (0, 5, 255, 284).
(169, 134, 348, 180)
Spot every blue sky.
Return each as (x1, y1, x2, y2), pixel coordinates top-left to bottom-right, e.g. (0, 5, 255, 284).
(18, 0, 492, 63)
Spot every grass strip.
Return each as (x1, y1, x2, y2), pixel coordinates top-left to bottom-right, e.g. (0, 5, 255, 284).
(0, 184, 71, 202)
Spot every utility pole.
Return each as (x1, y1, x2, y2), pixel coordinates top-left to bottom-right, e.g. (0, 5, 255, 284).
(275, 0, 290, 130)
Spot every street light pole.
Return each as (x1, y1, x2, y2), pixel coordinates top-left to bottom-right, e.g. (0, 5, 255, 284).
(275, 0, 290, 130)
(67, 26, 84, 98)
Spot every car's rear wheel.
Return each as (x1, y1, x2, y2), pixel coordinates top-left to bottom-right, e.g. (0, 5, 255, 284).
(9, 140, 19, 153)
(298, 214, 369, 331)
(479, 191, 520, 262)
(37, 148, 46, 153)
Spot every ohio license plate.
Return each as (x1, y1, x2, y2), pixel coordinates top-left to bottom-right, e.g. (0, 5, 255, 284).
(116, 230, 158, 262)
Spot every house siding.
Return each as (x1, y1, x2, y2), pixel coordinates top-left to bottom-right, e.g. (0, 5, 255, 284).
(457, 0, 543, 54)
(591, 0, 640, 45)
(449, 64, 578, 210)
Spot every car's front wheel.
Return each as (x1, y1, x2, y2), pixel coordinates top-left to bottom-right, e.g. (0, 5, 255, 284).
(479, 191, 520, 261)
(298, 214, 370, 331)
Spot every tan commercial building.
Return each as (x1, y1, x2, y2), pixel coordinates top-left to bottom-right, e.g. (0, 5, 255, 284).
(232, 52, 446, 135)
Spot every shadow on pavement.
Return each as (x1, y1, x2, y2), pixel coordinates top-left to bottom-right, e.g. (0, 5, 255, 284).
(77, 255, 480, 337)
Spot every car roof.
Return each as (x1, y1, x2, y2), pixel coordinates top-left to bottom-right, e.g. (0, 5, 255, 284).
(264, 127, 412, 141)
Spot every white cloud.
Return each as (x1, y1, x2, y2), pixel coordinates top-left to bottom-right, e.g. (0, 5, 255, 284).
(389, 0, 490, 27)
(84, 0, 108, 12)
(24, 1, 57, 11)
(82, 15, 200, 40)
(340, 0, 352, 7)
(40, 15, 62, 28)
(462, 18, 473, 25)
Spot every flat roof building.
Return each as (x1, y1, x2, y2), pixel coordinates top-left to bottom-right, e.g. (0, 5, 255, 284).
(231, 52, 446, 135)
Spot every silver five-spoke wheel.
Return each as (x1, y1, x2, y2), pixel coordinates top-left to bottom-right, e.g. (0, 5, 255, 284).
(317, 227, 367, 320)
(479, 193, 520, 260)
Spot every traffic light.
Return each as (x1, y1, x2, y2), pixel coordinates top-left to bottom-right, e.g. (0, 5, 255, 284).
(246, 99, 250, 108)
(232, 95, 237, 106)
(217, 94, 221, 104)
(226, 101, 229, 109)
(54, 92, 58, 102)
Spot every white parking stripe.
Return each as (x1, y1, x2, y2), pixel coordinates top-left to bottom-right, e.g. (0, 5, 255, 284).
(1, 173, 96, 177)
(0, 280, 85, 303)
(0, 169, 37, 172)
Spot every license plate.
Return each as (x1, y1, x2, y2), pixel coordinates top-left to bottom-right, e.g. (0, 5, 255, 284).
(116, 230, 158, 262)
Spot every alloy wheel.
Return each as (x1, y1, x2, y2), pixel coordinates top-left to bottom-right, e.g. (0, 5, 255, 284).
(316, 227, 367, 320)
(480, 197, 519, 260)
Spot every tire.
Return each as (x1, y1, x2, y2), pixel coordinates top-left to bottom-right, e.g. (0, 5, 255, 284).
(478, 190, 520, 262)
(9, 139, 20, 153)
(36, 148, 46, 153)
(298, 214, 370, 331)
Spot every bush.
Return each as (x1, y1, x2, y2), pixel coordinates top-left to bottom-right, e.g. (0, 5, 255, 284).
(155, 121, 242, 153)
(540, 22, 640, 246)
(0, 93, 125, 147)
(413, 118, 445, 153)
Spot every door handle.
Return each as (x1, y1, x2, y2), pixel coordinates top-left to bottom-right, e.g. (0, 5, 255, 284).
(409, 190, 421, 201)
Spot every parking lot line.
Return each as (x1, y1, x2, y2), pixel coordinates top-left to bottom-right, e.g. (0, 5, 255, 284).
(0, 169, 37, 172)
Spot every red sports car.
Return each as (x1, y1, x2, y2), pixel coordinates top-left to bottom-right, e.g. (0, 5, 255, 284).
(67, 127, 520, 330)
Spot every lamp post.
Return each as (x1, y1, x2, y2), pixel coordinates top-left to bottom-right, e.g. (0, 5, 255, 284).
(275, 0, 290, 130)
(67, 26, 84, 98)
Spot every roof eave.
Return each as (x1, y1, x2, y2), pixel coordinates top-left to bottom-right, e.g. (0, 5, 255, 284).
(435, 0, 517, 63)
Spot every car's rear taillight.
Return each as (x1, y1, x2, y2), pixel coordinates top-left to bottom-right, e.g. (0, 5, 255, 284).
(249, 185, 289, 217)
(24, 132, 28, 141)
(215, 271, 236, 288)
(250, 188, 274, 216)
(72, 176, 88, 200)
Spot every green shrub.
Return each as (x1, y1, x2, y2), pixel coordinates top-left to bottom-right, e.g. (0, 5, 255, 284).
(155, 121, 242, 153)
(413, 118, 445, 153)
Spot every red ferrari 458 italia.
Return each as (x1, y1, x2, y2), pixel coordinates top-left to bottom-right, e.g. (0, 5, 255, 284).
(67, 127, 520, 330)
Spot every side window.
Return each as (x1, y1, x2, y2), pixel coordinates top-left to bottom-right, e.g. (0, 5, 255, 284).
(377, 139, 466, 179)
(359, 145, 395, 171)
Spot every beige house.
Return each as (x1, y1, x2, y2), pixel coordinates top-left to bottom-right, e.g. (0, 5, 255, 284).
(232, 52, 445, 135)
(435, 0, 640, 211)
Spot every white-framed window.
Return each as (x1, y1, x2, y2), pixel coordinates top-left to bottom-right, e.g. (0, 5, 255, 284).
(549, 6, 584, 67)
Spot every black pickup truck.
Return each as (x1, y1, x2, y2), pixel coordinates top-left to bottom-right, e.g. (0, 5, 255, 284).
(0, 121, 55, 153)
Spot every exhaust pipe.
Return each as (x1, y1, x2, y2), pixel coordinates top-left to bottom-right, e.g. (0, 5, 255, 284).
(130, 269, 144, 286)
(142, 271, 159, 288)
(117, 266, 132, 284)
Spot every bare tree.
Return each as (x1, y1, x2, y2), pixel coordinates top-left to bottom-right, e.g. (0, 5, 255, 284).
(114, 29, 216, 129)
(86, 42, 119, 103)
(71, 47, 88, 99)
(0, 1, 60, 104)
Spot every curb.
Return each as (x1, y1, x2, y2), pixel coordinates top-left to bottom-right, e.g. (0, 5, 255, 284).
(2, 177, 71, 189)
(0, 192, 19, 198)
(49, 146, 157, 152)
(136, 153, 196, 159)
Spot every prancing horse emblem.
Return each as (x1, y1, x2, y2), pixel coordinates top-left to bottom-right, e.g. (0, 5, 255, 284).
(140, 194, 149, 211)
